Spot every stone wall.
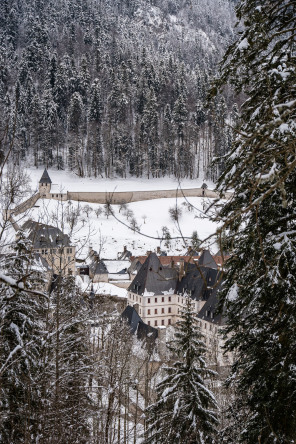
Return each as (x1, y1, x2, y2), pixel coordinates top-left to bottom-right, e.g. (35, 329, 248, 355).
(11, 192, 41, 216)
(67, 188, 231, 204)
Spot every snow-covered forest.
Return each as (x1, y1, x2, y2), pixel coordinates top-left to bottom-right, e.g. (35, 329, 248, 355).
(0, 0, 235, 180)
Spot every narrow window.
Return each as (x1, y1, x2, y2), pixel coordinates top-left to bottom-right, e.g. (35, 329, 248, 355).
(148, 321, 150, 326)
(161, 308, 164, 314)
(148, 309, 151, 315)
(168, 296, 171, 302)
(154, 320, 157, 326)
(168, 319, 171, 325)
(161, 320, 165, 326)
(155, 309, 158, 314)
(168, 307, 171, 313)
(155, 297, 158, 303)
(161, 297, 164, 302)
(148, 298, 150, 303)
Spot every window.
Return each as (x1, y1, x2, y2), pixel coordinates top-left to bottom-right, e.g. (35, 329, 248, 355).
(148, 321, 151, 326)
(154, 297, 158, 303)
(133, 295, 134, 300)
(148, 298, 151, 303)
(168, 307, 171, 313)
(161, 320, 165, 326)
(168, 319, 171, 325)
(178, 297, 179, 302)
(154, 320, 158, 326)
(204, 323, 207, 329)
(140, 309, 141, 314)
(161, 297, 164, 302)
(148, 309, 151, 315)
(154, 309, 158, 314)
(68, 256, 71, 263)
(168, 296, 171, 302)
(161, 308, 164, 314)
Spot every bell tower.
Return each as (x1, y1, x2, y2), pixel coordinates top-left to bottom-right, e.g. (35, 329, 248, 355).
(39, 169, 52, 198)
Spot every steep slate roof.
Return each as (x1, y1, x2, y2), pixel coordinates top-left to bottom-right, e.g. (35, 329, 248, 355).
(39, 169, 52, 184)
(121, 305, 158, 341)
(198, 250, 218, 269)
(197, 282, 226, 325)
(22, 220, 71, 249)
(176, 264, 221, 302)
(128, 253, 177, 296)
(90, 259, 108, 276)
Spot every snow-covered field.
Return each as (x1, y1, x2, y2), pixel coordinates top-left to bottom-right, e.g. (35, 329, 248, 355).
(26, 168, 215, 193)
(13, 168, 220, 259)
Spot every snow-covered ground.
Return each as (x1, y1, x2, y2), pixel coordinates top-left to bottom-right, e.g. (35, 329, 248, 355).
(8, 168, 220, 259)
(27, 195, 218, 259)
(26, 168, 215, 193)
(76, 276, 128, 298)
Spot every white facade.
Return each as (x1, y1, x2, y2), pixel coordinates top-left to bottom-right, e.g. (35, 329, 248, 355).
(127, 291, 206, 327)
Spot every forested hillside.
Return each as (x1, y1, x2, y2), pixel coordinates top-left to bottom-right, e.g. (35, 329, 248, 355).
(0, 0, 235, 179)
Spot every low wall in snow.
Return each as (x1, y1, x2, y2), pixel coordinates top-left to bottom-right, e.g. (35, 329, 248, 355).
(10, 192, 41, 216)
(67, 188, 230, 204)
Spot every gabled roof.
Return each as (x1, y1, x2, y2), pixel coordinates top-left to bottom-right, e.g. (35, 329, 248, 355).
(39, 168, 52, 184)
(90, 259, 108, 276)
(198, 250, 218, 269)
(22, 220, 71, 249)
(176, 264, 220, 302)
(128, 253, 177, 296)
(121, 305, 158, 341)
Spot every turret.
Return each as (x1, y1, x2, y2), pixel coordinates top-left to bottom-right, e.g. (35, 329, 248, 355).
(39, 169, 52, 198)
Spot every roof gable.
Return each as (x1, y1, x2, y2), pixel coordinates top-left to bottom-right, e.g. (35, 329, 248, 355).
(198, 250, 218, 269)
(128, 252, 177, 295)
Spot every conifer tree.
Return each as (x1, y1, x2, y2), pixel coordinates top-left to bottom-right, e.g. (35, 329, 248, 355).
(213, 0, 296, 442)
(42, 275, 91, 443)
(0, 231, 46, 443)
(144, 297, 218, 444)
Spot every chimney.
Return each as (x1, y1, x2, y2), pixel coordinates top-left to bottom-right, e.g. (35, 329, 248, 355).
(179, 258, 185, 281)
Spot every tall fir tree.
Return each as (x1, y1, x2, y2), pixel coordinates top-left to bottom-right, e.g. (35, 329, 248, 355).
(41, 275, 91, 444)
(0, 231, 46, 443)
(213, 0, 296, 442)
(144, 297, 218, 444)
